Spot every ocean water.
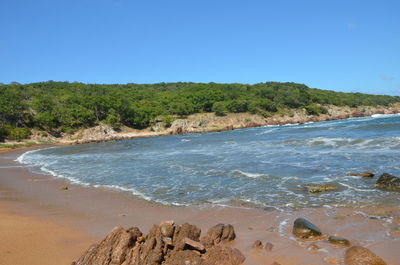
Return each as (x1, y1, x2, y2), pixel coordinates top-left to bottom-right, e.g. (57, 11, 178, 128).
(17, 114, 400, 210)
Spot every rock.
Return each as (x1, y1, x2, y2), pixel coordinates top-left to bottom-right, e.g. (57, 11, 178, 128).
(73, 226, 143, 265)
(203, 246, 245, 265)
(375, 173, 400, 191)
(200, 224, 236, 248)
(183, 237, 205, 252)
(270, 263, 281, 265)
(251, 240, 263, 249)
(73, 222, 244, 265)
(328, 236, 351, 247)
(264, 242, 273, 251)
(307, 243, 320, 251)
(173, 223, 201, 251)
(344, 246, 387, 265)
(305, 184, 337, 193)
(60, 186, 68, 190)
(347, 172, 375, 178)
(292, 218, 322, 239)
(160, 220, 175, 237)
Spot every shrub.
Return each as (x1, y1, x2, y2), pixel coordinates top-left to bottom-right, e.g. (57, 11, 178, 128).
(212, 102, 227, 116)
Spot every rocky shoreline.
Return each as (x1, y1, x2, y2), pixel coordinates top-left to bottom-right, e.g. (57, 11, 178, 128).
(72, 217, 389, 265)
(3, 103, 400, 147)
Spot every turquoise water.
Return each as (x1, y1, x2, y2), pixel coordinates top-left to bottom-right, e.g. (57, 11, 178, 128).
(18, 114, 400, 209)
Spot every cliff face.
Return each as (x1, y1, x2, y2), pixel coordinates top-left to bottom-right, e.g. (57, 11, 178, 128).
(6, 104, 400, 146)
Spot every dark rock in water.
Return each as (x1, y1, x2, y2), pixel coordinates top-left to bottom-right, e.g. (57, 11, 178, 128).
(375, 173, 400, 191)
(200, 224, 236, 248)
(328, 236, 351, 247)
(347, 172, 375, 178)
(344, 246, 387, 265)
(73, 221, 244, 265)
(292, 218, 322, 239)
(251, 240, 263, 249)
(203, 246, 246, 265)
(305, 183, 337, 193)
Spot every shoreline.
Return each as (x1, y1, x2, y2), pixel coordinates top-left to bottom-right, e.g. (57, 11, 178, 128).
(2, 104, 399, 148)
(1, 148, 399, 264)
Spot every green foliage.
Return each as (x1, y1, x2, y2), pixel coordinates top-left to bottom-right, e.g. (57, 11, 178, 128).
(0, 81, 398, 141)
(212, 102, 227, 116)
(305, 104, 328, 116)
(0, 125, 31, 142)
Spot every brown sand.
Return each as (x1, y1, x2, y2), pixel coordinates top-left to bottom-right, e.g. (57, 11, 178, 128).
(1, 147, 399, 265)
(0, 205, 95, 265)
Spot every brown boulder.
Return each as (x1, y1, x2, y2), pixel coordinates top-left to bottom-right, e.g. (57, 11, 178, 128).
(344, 246, 386, 265)
(164, 250, 205, 265)
(347, 172, 374, 178)
(251, 240, 263, 249)
(292, 218, 322, 239)
(173, 223, 201, 250)
(375, 173, 400, 191)
(200, 224, 236, 248)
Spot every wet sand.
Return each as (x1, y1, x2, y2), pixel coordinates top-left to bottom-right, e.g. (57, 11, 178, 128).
(0, 147, 399, 265)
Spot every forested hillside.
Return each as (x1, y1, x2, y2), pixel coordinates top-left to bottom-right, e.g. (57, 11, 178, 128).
(1, 81, 399, 141)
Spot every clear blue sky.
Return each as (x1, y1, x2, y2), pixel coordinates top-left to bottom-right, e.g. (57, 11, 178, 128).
(1, 0, 399, 95)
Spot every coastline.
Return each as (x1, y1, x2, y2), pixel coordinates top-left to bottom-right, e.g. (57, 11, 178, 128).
(2, 104, 399, 148)
(1, 148, 400, 264)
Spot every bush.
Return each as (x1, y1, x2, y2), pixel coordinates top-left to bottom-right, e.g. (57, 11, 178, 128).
(212, 102, 227, 116)
(305, 104, 327, 116)
(0, 126, 32, 142)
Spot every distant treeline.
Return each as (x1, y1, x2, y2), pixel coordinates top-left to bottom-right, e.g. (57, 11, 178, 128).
(1, 81, 399, 141)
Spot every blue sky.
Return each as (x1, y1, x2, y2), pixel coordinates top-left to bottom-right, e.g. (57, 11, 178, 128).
(1, 0, 399, 95)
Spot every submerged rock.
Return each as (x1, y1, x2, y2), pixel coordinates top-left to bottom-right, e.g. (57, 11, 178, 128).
(305, 184, 337, 193)
(347, 172, 375, 178)
(328, 236, 351, 247)
(292, 218, 322, 239)
(73, 221, 244, 265)
(375, 173, 400, 191)
(344, 246, 386, 265)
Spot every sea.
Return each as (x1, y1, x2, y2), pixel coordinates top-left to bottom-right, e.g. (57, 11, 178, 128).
(17, 114, 400, 210)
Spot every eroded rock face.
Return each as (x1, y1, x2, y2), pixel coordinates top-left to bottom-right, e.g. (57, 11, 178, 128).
(344, 246, 386, 265)
(73, 222, 243, 265)
(200, 224, 236, 248)
(292, 218, 322, 239)
(375, 173, 400, 191)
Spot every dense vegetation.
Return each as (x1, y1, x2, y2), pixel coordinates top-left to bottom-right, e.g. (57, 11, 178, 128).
(1, 81, 399, 141)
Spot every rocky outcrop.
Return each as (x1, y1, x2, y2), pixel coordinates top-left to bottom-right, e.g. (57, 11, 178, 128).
(72, 222, 244, 265)
(292, 218, 322, 239)
(344, 246, 386, 265)
(200, 224, 236, 248)
(375, 173, 400, 191)
(305, 184, 337, 193)
(347, 172, 375, 178)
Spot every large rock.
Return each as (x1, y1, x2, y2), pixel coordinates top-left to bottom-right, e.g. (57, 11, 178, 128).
(375, 173, 400, 191)
(200, 224, 236, 248)
(344, 246, 386, 265)
(292, 218, 322, 239)
(305, 184, 337, 193)
(73, 222, 244, 265)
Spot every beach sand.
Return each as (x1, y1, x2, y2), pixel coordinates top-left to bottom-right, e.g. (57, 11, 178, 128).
(0, 147, 399, 265)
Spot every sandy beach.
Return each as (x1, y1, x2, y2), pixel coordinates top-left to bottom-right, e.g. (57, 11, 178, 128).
(0, 147, 399, 265)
